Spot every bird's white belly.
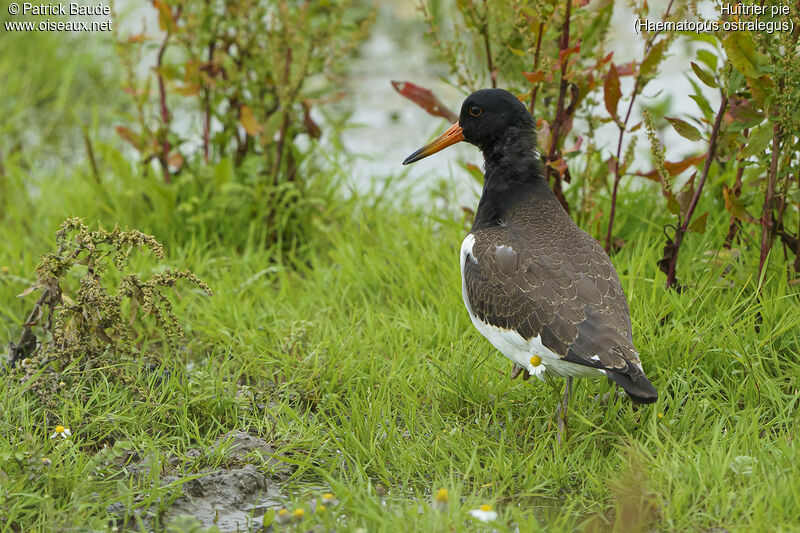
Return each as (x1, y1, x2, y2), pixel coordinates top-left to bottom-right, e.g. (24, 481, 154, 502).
(459, 234, 605, 380)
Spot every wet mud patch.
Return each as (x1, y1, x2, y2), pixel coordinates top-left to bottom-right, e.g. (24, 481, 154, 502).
(111, 431, 293, 532)
(163, 463, 283, 531)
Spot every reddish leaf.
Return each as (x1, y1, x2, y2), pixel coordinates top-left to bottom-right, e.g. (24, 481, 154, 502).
(547, 157, 569, 178)
(728, 96, 762, 122)
(127, 34, 150, 43)
(302, 102, 322, 139)
(464, 162, 484, 185)
(562, 135, 583, 155)
(594, 52, 614, 70)
(664, 153, 707, 176)
(167, 151, 184, 170)
(523, 70, 545, 84)
(616, 62, 636, 76)
(392, 80, 458, 122)
(557, 43, 581, 69)
(152, 1, 174, 33)
(606, 156, 617, 175)
(115, 126, 143, 151)
(604, 63, 621, 121)
(637, 152, 707, 180)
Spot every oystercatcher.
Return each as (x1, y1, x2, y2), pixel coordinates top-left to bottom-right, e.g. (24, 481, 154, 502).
(403, 89, 657, 440)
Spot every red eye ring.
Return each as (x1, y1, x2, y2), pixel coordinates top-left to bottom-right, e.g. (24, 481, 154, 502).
(469, 106, 482, 117)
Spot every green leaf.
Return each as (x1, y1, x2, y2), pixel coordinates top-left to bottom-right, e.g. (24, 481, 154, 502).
(688, 212, 708, 234)
(691, 61, 717, 89)
(728, 69, 744, 94)
(666, 117, 703, 141)
(214, 157, 234, 187)
(667, 191, 681, 216)
(739, 123, 772, 160)
(687, 78, 714, 121)
(696, 49, 718, 71)
(722, 32, 763, 78)
(723, 184, 757, 223)
(640, 39, 667, 77)
(506, 43, 526, 57)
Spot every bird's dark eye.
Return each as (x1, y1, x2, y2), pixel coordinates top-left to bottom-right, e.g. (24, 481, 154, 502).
(469, 105, 482, 117)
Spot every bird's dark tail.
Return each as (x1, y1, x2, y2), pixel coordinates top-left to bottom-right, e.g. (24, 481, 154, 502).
(608, 371, 658, 404)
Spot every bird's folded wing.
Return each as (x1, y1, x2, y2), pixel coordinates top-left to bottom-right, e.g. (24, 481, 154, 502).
(464, 227, 645, 377)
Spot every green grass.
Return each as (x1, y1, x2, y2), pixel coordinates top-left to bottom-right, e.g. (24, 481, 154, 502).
(1, 162, 799, 532)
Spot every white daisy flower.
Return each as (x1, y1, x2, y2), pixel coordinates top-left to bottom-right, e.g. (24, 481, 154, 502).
(50, 425, 71, 439)
(527, 355, 546, 379)
(470, 504, 498, 522)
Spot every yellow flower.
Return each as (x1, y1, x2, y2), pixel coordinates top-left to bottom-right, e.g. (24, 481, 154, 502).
(433, 488, 449, 511)
(321, 492, 336, 505)
(316, 504, 326, 514)
(291, 508, 305, 522)
(275, 508, 291, 524)
(50, 425, 71, 439)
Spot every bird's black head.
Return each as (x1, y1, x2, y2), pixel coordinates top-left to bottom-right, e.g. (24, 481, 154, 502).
(403, 88, 535, 165)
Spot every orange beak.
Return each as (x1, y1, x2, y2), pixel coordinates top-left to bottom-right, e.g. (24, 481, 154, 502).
(402, 122, 465, 165)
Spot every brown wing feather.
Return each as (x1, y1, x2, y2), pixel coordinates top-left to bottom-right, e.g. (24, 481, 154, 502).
(463, 205, 644, 378)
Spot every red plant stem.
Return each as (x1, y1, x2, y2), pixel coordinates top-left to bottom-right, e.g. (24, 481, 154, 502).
(544, 0, 572, 211)
(665, 94, 728, 289)
(604, 0, 674, 252)
(273, 48, 293, 180)
(774, 152, 793, 262)
(604, 75, 641, 252)
(155, 6, 180, 184)
(794, 171, 800, 273)
(203, 42, 213, 164)
(481, 0, 496, 88)
(758, 125, 784, 280)
(723, 162, 745, 249)
(528, 21, 544, 114)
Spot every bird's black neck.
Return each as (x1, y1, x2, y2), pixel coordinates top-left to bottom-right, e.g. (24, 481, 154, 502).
(472, 128, 554, 230)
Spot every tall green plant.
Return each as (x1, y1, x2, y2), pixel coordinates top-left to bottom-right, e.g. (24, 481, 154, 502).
(112, 0, 374, 249)
(398, 0, 800, 289)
